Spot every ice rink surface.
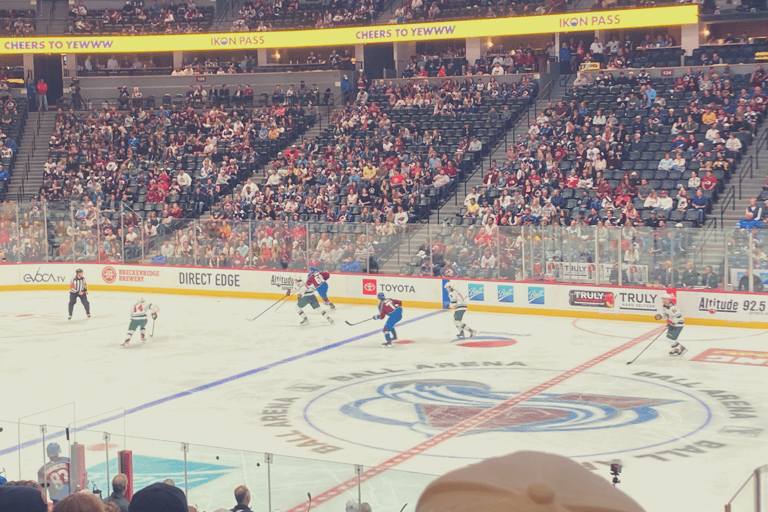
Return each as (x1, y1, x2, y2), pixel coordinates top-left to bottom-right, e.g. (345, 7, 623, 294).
(1, 290, 767, 512)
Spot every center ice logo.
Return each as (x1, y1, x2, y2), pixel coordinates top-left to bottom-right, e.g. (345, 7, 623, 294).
(340, 379, 676, 435)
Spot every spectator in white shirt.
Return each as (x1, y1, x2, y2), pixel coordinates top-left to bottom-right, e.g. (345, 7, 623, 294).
(657, 189, 674, 210)
(176, 169, 192, 188)
(658, 153, 674, 171)
(464, 187, 479, 206)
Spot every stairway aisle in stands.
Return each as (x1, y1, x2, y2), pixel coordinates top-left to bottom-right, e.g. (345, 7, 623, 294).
(376, 75, 567, 275)
(695, 122, 768, 278)
(8, 111, 57, 202)
(428, 75, 572, 224)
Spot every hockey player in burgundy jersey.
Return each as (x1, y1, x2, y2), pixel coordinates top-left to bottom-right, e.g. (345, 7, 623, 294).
(307, 266, 335, 309)
(373, 292, 402, 346)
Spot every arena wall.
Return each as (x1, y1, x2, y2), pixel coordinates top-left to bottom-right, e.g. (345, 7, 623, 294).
(2, 262, 767, 328)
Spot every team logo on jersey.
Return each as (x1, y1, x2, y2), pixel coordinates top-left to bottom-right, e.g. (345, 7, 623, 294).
(527, 286, 545, 305)
(468, 283, 484, 301)
(101, 266, 117, 284)
(497, 285, 515, 303)
(340, 379, 677, 435)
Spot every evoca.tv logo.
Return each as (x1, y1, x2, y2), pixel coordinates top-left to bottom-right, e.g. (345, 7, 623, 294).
(527, 286, 545, 305)
(498, 285, 514, 303)
(23, 267, 66, 283)
(468, 283, 484, 301)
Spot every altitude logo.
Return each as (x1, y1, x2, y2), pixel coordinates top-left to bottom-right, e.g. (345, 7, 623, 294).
(271, 275, 295, 290)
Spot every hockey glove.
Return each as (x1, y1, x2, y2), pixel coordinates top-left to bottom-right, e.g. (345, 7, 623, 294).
(654, 314, 662, 320)
(152, 313, 157, 320)
(372, 314, 379, 320)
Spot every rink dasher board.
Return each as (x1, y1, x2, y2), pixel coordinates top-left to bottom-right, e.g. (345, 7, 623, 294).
(1, 262, 767, 328)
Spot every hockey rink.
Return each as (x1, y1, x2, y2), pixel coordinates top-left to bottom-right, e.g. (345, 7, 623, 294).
(1, 290, 767, 512)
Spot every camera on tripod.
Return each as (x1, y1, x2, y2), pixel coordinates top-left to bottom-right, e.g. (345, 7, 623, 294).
(610, 461, 622, 486)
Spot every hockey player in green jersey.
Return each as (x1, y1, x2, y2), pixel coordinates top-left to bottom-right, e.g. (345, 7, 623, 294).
(122, 298, 159, 346)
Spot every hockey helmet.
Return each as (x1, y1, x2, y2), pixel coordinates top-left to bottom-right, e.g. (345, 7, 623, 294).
(377, 292, 385, 300)
(46, 442, 61, 457)
(444, 282, 453, 290)
(661, 293, 673, 300)
(137, 297, 145, 303)
(309, 266, 317, 273)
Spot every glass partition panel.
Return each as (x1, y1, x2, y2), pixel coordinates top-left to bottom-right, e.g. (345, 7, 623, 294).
(359, 467, 436, 512)
(72, 426, 118, 498)
(270, 453, 359, 512)
(15, 406, 75, 483)
(16, 201, 46, 263)
(185, 443, 268, 512)
(120, 204, 145, 264)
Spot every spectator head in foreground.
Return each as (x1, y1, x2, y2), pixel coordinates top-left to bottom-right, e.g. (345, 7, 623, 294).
(0, 481, 47, 512)
(415, 451, 645, 512)
(129, 482, 187, 512)
(53, 491, 105, 512)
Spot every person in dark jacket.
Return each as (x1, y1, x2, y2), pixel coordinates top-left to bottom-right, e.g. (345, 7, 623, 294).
(738, 268, 765, 292)
(232, 485, 253, 512)
(104, 474, 130, 512)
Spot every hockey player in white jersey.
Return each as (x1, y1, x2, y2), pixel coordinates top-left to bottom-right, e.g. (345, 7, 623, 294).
(654, 293, 687, 356)
(122, 298, 160, 346)
(444, 282, 476, 339)
(288, 278, 334, 325)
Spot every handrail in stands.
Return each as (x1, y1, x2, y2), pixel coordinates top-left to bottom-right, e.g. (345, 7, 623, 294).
(737, 154, 753, 200)
(720, 185, 735, 227)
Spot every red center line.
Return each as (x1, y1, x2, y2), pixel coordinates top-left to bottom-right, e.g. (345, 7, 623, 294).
(285, 325, 666, 512)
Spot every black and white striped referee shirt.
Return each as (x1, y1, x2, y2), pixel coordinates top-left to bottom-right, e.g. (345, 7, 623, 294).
(70, 276, 88, 294)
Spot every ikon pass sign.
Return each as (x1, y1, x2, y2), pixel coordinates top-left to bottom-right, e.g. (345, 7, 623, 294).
(691, 348, 768, 368)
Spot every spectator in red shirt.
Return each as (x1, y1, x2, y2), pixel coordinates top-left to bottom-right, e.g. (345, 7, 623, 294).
(36, 79, 48, 111)
(701, 170, 718, 191)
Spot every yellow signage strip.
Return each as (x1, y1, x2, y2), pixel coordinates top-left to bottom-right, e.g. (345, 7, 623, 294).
(0, 5, 697, 54)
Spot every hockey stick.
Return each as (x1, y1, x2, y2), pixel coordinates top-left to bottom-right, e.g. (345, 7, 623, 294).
(150, 317, 156, 338)
(626, 329, 666, 365)
(345, 317, 375, 326)
(275, 293, 291, 312)
(247, 295, 288, 321)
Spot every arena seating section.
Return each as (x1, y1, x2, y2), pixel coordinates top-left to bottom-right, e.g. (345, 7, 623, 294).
(0, 8, 35, 36)
(0, 96, 28, 200)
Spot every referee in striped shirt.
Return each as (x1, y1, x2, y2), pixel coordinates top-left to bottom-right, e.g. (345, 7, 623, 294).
(68, 268, 91, 320)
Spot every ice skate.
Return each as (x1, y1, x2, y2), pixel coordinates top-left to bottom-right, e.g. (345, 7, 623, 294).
(669, 344, 687, 356)
(68, 316, 71, 320)
(121, 339, 130, 347)
(326, 316, 334, 324)
(300, 317, 309, 325)
(382, 340, 392, 347)
(468, 329, 477, 338)
(457, 331, 465, 339)
(328, 302, 336, 310)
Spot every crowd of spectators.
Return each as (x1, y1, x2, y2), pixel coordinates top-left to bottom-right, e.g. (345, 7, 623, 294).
(230, 0, 384, 31)
(69, 0, 214, 35)
(387, 0, 568, 25)
(454, 67, 764, 236)
(0, 9, 35, 37)
(0, 85, 322, 263)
